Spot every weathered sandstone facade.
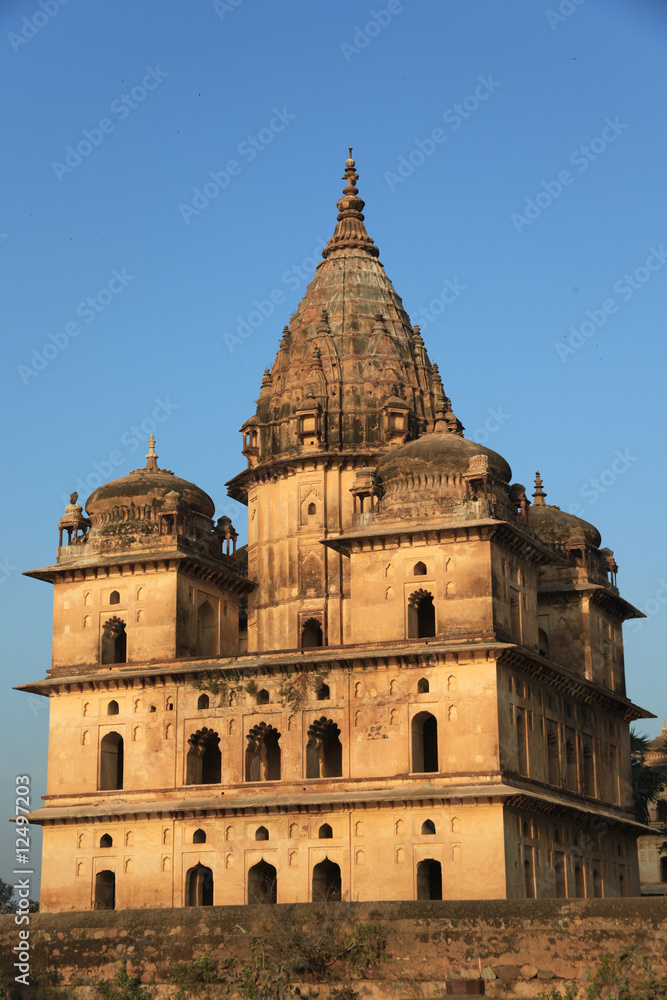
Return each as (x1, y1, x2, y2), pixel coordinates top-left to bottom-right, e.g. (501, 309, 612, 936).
(21, 153, 652, 912)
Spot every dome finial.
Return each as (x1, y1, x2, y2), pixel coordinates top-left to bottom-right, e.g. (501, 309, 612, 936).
(322, 150, 379, 259)
(533, 471, 547, 506)
(145, 434, 159, 472)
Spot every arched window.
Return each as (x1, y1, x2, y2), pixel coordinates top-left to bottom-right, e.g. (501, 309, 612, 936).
(99, 834, 113, 848)
(566, 738, 578, 791)
(307, 502, 316, 516)
(94, 870, 115, 910)
(99, 732, 124, 790)
(538, 628, 550, 657)
(583, 742, 595, 797)
(197, 693, 209, 710)
(107, 700, 119, 716)
(416, 859, 442, 900)
(312, 858, 341, 901)
(185, 864, 213, 906)
(101, 617, 127, 665)
(316, 683, 330, 701)
(516, 710, 528, 776)
(109, 590, 120, 605)
(306, 718, 342, 778)
(193, 829, 206, 844)
(301, 618, 323, 648)
(197, 600, 217, 658)
(421, 819, 436, 835)
(256, 689, 270, 705)
(245, 723, 281, 782)
(248, 860, 277, 904)
(411, 712, 438, 773)
(524, 851, 535, 898)
(318, 823, 333, 839)
(413, 561, 427, 576)
(574, 865, 585, 898)
(547, 728, 560, 785)
(417, 677, 429, 694)
(255, 826, 269, 841)
(186, 728, 221, 785)
(408, 590, 435, 639)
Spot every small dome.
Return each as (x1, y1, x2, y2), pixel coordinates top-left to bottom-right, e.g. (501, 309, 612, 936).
(378, 432, 512, 484)
(86, 437, 215, 527)
(529, 505, 601, 549)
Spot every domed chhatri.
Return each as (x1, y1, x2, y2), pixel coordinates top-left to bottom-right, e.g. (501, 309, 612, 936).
(86, 434, 215, 529)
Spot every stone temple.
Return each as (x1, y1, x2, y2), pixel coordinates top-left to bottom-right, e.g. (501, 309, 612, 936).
(21, 152, 652, 911)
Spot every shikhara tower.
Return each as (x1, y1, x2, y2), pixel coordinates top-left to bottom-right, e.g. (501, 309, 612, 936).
(22, 153, 651, 911)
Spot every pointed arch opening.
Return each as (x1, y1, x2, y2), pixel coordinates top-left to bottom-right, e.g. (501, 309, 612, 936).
(413, 561, 427, 576)
(99, 732, 123, 790)
(411, 711, 438, 773)
(301, 618, 323, 648)
(107, 700, 119, 716)
(316, 683, 330, 701)
(192, 829, 206, 844)
(318, 823, 333, 839)
(417, 677, 429, 694)
(94, 870, 115, 910)
(101, 617, 126, 665)
(312, 858, 341, 901)
(186, 728, 221, 785)
(245, 723, 281, 782)
(197, 693, 209, 710)
(248, 860, 277, 904)
(416, 859, 442, 900)
(421, 819, 436, 835)
(185, 863, 213, 906)
(408, 590, 435, 639)
(197, 600, 217, 658)
(306, 717, 342, 778)
(99, 834, 113, 848)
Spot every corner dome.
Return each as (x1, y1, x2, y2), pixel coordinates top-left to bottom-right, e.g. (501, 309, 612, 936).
(86, 437, 215, 524)
(529, 505, 601, 549)
(378, 432, 512, 484)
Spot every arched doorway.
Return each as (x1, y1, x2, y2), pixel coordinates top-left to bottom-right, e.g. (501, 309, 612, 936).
(94, 870, 115, 910)
(101, 617, 127, 664)
(186, 728, 221, 785)
(306, 718, 342, 778)
(411, 712, 438, 773)
(312, 858, 341, 901)
(408, 590, 435, 639)
(197, 600, 217, 657)
(185, 864, 214, 906)
(99, 732, 123, 790)
(301, 618, 323, 648)
(248, 860, 277, 904)
(416, 859, 442, 900)
(245, 723, 281, 781)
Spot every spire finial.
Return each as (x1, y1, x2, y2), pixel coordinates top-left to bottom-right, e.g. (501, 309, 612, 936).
(145, 434, 159, 471)
(533, 471, 547, 506)
(322, 150, 379, 260)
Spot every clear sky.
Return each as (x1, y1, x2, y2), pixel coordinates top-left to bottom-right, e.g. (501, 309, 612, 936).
(2, 0, 666, 895)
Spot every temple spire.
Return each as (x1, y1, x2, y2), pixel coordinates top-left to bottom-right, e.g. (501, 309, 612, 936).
(145, 434, 159, 472)
(532, 471, 547, 506)
(322, 149, 380, 259)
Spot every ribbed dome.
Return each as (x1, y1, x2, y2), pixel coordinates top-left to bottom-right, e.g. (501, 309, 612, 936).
(378, 432, 512, 484)
(86, 437, 215, 533)
(529, 505, 601, 549)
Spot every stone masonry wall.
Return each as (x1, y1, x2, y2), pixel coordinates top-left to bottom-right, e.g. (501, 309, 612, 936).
(1, 899, 665, 999)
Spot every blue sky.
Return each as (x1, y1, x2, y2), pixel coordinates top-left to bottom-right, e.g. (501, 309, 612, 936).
(1, 0, 666, 894)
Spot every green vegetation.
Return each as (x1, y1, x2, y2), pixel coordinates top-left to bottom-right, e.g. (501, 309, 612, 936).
(95, 961, 155, 1000)
(537, 948, 667, 1000)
